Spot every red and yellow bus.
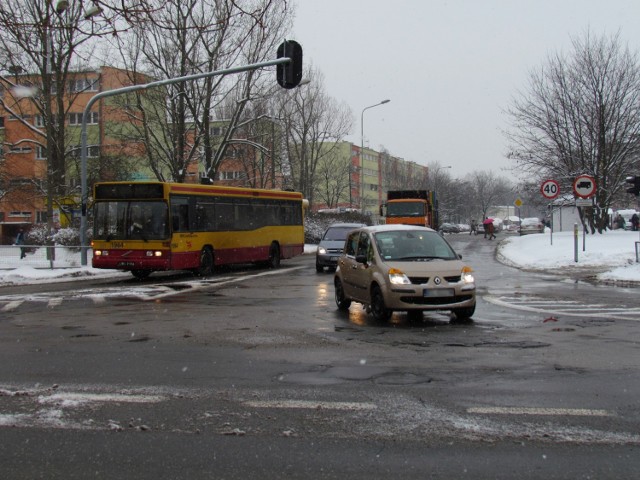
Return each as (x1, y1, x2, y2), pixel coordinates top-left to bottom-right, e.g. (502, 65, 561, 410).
(91, 182, 306, 279)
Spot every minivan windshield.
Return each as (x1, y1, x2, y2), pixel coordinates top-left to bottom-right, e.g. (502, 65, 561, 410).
(374, 230, 457, 261)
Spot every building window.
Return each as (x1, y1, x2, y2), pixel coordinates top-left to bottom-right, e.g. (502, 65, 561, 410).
(9, 211, 32, 217)
(36, 146, 46, 159)
(69, 78, 98, 93)
(219, 171, 246, 180)
(9, 146, 32, 153)
(69, 111, 98, 125)
(8, 114, 31, 122)
(0, 116, 4, 128)
(35, 115, 44, 127)
(69, 144, 100, 158)
(37, 211, 48, 223)
(210, 126, 223, 136)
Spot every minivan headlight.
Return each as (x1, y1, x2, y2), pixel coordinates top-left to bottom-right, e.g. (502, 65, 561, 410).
(462, 266, 475, 284)
(389, 267, 411, 285)
(318, 247, 327, 255)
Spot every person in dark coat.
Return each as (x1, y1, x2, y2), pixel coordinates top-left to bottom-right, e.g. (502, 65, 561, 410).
(15, 228, 26, 259)
(632, 213, 639, 231)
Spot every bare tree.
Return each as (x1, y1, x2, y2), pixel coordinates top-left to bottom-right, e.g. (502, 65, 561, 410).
(314, 146, 351, 208)
(109, 0, 292, 183)
(466, 170, 512, 220)
(505, 31, 640, 232)
(275, 67, 353, 206)
(0, 0, 120, 226)
(380, 152, 429, 192)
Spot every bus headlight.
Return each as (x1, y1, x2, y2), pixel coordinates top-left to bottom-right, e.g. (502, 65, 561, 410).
(146, 251, 163, 257)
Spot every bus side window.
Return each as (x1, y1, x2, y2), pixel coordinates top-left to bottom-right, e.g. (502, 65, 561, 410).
(179, 204, 189, 230)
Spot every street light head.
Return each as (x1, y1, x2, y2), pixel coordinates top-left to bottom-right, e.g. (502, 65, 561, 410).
(381, 99, 390, 104)
(55, 0, 69, 14)
(84, 4, 104, 19)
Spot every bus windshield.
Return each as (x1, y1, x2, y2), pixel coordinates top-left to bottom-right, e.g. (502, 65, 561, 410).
(387, 201, 425, 217)
(94, 201, 169, 241)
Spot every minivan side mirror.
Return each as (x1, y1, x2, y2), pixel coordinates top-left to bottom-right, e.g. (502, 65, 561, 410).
(355, 254, 368, 264)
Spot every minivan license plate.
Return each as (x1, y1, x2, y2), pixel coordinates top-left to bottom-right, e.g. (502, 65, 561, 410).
(423, 288, 454, 297)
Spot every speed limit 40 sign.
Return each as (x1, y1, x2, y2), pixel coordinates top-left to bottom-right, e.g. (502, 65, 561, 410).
(540, 179, 560, 199)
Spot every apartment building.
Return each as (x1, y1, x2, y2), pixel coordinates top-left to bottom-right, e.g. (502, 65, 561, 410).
(0, 66, 155, 244)
(313, 141, 429, 217)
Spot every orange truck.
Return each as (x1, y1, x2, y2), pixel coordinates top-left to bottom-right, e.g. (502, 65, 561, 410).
(379, 190, 439, 229)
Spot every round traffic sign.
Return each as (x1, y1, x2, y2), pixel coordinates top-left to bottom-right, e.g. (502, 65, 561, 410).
(573, 175, 596, 198)
(540, 179, 560, 199)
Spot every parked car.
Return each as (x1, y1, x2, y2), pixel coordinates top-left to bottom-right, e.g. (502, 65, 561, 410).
(334, 225, 476, 322)
(519, 217, 544, 235)
(438, 223, 460, 234)
(316, 223, 366, 272)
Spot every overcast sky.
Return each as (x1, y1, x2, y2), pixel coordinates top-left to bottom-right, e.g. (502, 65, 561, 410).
(292, 0, 640, 181)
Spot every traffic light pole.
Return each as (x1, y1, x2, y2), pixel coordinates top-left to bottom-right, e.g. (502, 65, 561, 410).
(79, 57, 294, 266)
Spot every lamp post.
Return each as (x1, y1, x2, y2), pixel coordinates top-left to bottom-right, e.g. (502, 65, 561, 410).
(359, 99, 390, 212)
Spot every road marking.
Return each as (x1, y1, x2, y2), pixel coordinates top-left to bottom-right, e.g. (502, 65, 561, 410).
(484, 294, 640, 319)
(468, 406, 612, 417)
(47, 297, 63, 308)
(0, 267, 305, 305)
(38, 392, 166, 405)
(1, 300, 23, 312)
(243, 400, 377, 411)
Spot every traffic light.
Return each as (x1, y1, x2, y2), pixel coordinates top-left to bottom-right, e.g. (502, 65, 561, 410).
(626, 176, 640, 196)
(276, 40, 303, 89)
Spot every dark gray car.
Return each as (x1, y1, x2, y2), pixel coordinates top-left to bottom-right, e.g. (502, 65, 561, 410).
(316, 223, 366, 272)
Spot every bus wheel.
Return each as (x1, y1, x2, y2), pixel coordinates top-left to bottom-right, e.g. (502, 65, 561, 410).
(195, 247, 214, 276)
(131, 270, 151, 280)
(268, 242, 281, 269)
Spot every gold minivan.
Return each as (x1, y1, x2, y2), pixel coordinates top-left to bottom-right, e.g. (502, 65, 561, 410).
(334, 225, 476, 322)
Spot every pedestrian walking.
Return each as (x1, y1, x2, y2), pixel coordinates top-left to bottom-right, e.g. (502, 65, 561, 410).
(15, 228, 26, 259)
(469, 219, 478, 235)
(482, 217, 495, 239)
(632, 213, 639, 232)
(487, 222, 496, 240)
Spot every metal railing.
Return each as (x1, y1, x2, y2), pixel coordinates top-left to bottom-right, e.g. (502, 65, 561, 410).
(0, 245, 91, 270)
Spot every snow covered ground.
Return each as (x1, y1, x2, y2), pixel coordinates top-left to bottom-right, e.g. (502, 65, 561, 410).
(1, 230, 639, 285)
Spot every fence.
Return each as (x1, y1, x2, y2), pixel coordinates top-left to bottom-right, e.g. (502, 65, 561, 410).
(0, 245, 91, 270)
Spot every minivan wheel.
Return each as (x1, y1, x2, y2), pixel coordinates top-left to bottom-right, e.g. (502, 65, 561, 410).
(334, 278, 351, 310)
(452, 304, 476, 321)
(370, 285, 391, 322)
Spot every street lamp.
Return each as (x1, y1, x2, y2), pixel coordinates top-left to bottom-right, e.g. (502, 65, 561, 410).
(359, 99, 390, 212)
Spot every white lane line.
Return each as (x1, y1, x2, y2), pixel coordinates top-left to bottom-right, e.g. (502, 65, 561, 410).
(1, 300, 23, 312)
(484, 295, 640, 318)
(468, 406, 612, 417)
(38, 392, 166, 405)
(89, 295, 106, 304)
(47, 297, 63, 308)
(243, 400, 377, 411)
(137, 267, 306, 301)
